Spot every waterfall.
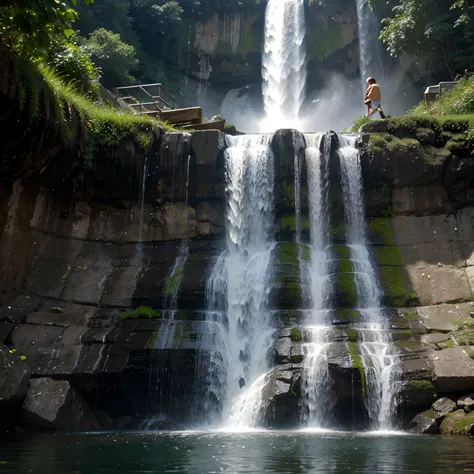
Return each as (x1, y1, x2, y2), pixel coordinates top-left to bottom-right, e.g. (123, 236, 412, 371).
(262, 0, 306, 131)
(338, 135, 398, 430)
(138, 156, 149, 244)
(356, 0, 384, 93)
(299, 133, 334, 428)
(204, 134, 276, 428)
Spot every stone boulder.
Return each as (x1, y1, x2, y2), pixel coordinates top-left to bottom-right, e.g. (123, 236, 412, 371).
(408, 411, 439, 434)
(451, 411, 474, 435)
(439, 409, 466, 434)
(457, 394, 474, 412)
(0, 342, 30, 404)
(22, 378, 100, 431)
(431, 347, 474, 393)
(432, 397, 457, 417)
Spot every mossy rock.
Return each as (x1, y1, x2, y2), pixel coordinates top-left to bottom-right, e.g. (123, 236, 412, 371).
(118, 306, 162, 321)
(332, 309, 362, 324)
(329, 222, 346, 242)
(290, 327, 303, 342)
(369, 218, 394, 246)
(281, 214, 310, 233)
(236, 13, 261, 57)
(452, 411, 474, 435)
(277, 310, 305, 327)
(331, 244, 351, 260)
(291, 354, 304, 364)
(348, 342, 366, 396)
(422, 145, 452, 165)
(391, 329, 415, 342)
(345, 328, 359, 342)
(439, 409, 466, 434)
(379, 266, 419, 308)
(163, 262, 185, 299)
(334, 272, 357, 308)
(373, 246, 405, 267)
(306, 17, 344, 61)
(367, 133, 393, 153)
(274, 242, 310, 266)
(452, 329, 474, 346)
(394, 339, 425, 353)
(337, 259, 353, 274)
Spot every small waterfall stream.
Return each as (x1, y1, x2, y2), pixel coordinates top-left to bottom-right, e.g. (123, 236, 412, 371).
(299, 133, 334, 428)
(262, 0, 306, 131)
(205, 134, 276, 428)
(339, 135, 398, 430)
(356, 0, 384, 92)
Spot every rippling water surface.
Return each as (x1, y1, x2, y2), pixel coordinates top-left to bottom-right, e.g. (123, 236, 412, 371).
(1, 431, 474, 473)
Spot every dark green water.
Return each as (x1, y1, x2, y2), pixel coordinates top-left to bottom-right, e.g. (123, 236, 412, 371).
(1, 431, 474, 473)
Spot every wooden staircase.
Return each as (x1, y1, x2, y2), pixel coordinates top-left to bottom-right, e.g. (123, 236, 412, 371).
(116, 83, 226, 131)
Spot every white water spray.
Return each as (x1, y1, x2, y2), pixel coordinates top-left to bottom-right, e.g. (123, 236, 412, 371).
(205, 134, 276, 428)
(339, 135, 398, 430)
(262, 0, 306, 131)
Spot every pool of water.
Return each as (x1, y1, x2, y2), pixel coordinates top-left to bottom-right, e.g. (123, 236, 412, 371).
(1, 430, 474, 473)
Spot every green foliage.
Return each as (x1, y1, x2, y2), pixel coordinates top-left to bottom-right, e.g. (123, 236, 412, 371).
(342, 115, 371, 134)
(118, 306, 162, 321)
(0, 0, 93, 60)
(380, 0, 474, 78)
(47, 39, 99, 95)
(51, 306, 64, 314)
(409, 77, 474, 140)
(81, 28, 139, 88)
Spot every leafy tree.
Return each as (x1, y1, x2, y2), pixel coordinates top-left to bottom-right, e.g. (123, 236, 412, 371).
(0, 0, 93, 60)
(81, 28, 139, 87)
(380, 0, 474, 79)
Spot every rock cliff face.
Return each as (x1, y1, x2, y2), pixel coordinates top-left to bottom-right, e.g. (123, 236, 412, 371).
(179, 0, 359, 102)
(1, 117, 474, 433)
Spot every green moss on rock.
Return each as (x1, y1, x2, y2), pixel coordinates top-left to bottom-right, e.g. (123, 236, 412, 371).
(336, 272, 358, 307)
(118, 306, 162, 321)
(281, 215, 310, 232)
(348, 342, 366, 396)
(279, 310, 305, 326)
(373, 246, 405, 267)
(369, 218, 394, 245)
(331, 245, 351, 260)
(290, 328, 303, 342)
(346, 329, 359, 342)
(291, 354, 304, 363)
(379, 266, 418, 307)
(164, 262, 185, 299)
(306, 18, 344, 61)
(452, 411, 474, 435)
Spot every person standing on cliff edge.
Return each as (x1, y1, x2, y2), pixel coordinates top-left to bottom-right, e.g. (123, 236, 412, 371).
(364, 77, 386, 119)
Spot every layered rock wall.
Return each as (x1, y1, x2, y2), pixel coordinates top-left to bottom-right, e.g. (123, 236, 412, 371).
(1, 119, 474, 433)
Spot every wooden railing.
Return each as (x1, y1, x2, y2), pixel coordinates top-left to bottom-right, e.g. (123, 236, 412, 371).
(115, 83, 176, 113)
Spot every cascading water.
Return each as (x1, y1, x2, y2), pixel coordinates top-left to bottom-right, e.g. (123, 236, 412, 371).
(262, 0, 306, 131)
(356, 0, 384, 93)
(299, 133, 334, 428)
(204, 134, 276, 428)
(338, 135, 398, 430)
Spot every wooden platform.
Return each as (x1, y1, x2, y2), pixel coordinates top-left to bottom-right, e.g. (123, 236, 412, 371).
(116, 84, 226, 130)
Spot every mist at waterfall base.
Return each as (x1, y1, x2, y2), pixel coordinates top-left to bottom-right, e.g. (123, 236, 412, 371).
(3, 431, 474, 473)
(221, 71, 421, 133)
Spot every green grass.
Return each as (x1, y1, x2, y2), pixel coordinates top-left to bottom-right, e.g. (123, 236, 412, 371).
(40, 66, 173, 144)
(409, 77, 474, 140)
(342, 115, 371, 134)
